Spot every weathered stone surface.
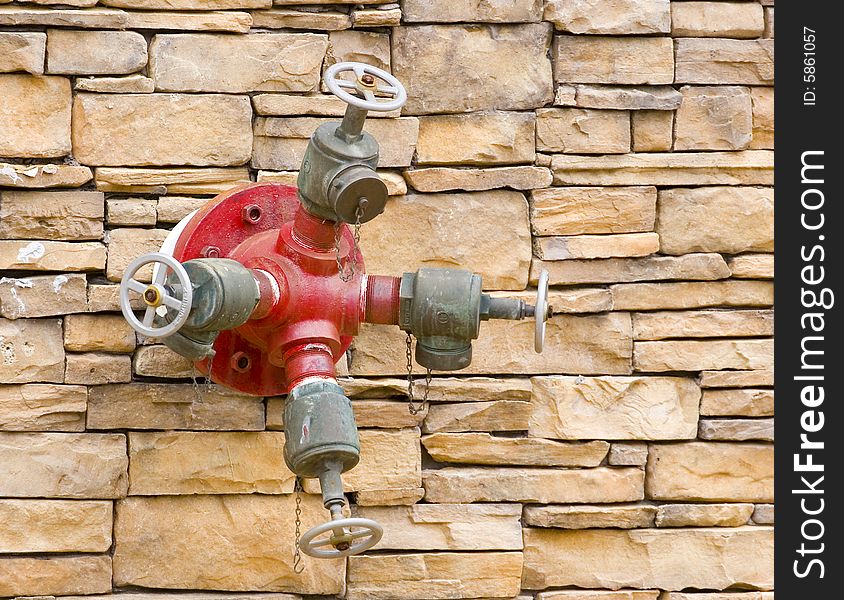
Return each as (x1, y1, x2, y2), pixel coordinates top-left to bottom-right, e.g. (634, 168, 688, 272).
(545, 0, 669, 34)
(0, 164, 91, 192)
(417, 112, 535, 165)
(659, 186, 773, 253)
(674, 86, 752, 151)
(523, 526, 773, 590)
(574, 85, 682, 110)
(646, 442, 773, 502)
(107, 198, 157, 226)
(340, 376, 533, 403)
(347, 400, 426, 429)
(105, 228, 170, 282)
(102, 0, 271, 7)
(633, 310, 774, 340)
(64, 314, 136, 353)
(156, 195, 209, 223)
(554, 36, 674, 84)
(0, 75, 71, 158)
(356, 487, 426, 506)
(0, 384, 86, 432)
(47, 29, 147, 75)
(423, 433, 609, 466)
(352, 6, 401, 27)
(535, 253, 730, 286)
(403, 0, 541, 22)
(65, 352, 132, 385)
(611, 281, 774, 310)
(672, 2, 765, 38)
(0, 190, 103, 240)
(700, 388, 773, 417)
(114, 495, 344, 594)
(530, 376, 699, 440)
(0, 432, 127, 498)
(0, 499, 111, 553)
(95, 167, 250, 194)
(699, 370, 773, 389)
(0, 318, 64, 383)
(75, 74, 156, 93)
(698, 418, 774, 442)
(150, 33, 326, 93)
(128, 432, 294, 495)
(405, 166, 552, 192)
(491, 287, 613, 314)
(552, 150, 774, 186)
(634, 339, 773, 372)
(0, 32, 45, 74)
(87, 383, 264, 430)
(347, 552, 523, 600)
(0, 273, 87, 319)
(750, 87, 774, 149)
(608, 442, 648, 466)
(752, 504, 774, 525)
(764, 7, 774, 37)
(655, 503, 754, 527)
(424, 467, 644, 503)
(254, 92, 354, 116)
(632, 110, 673, 152)
(537, 108, 629, 154)
(0, 555, 112, 597)
(524, 504, 656, 529)
(73, 93, 252, 166)
(0, 6, 128, 28)
(393, 24, 553, 114)
(423, 401, 530, 433)
(535, 233, 659, 260)
(125, 10, 252, 32)
(0, 240, 105, 272)
(132, 344, 194, 378)
(325, 29, 391, 72)
(531, 186, 656, 235)
(252, 8, 349, 29)
(728, 253, 774, 279)
(355, 504, 523, 550)
(86, 283, 123, 312)
(537, 592, 659, 600)
(352, 313, 633, 376)
(359, 192, 530, 290)
(675, 38, 774, 85)
(253, 116, 418, 170)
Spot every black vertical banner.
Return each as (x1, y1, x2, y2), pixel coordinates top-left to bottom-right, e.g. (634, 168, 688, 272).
(775, 2, 839, 595)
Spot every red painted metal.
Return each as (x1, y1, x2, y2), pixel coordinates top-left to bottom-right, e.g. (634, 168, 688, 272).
(171, 182, 399, 396)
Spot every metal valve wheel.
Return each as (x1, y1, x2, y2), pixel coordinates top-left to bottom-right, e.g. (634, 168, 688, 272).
(299, 517, 383, 558)
(534, 269, 550, 353)
(325, 62, 407, 112)
(120, 252, 193, 338)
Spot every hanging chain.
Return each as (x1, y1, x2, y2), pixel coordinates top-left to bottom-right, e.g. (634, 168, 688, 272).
(405, 332, 432, 415)
(335, 204, 364, 282)
(292, 476, 305, 574)
(190, 364, 204, 403)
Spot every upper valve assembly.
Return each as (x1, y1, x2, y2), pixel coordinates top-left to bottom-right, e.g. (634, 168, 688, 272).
(120, 62, 550, 561)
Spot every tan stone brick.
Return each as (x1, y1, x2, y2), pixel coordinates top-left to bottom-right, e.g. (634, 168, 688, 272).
(417, 112, 536, 165)
(0, 32, 46, 74)
(634, 339, 773, 372)
(611, 280, 774, 310)
(752, 505, 774, 525)
(537, 591, 659, 600)
(700, 388, 774, 417)
(425, 467, 644, 504)
(113, 495, 345, 594)
(530, 376, 700, 440)
(0, 555, 112, 597)
(531, 186, 657, 235)
(0, 318, 64, 383)
(405, 166, 552, 193)
(535, 253, 730, 286)
(95, 167, 250, 194)
(764, 7, 774, 38)
(672, 2, 765, 38)
(633, 309, 774, 340)
(0, 432, 128, 498)
(699, 370, 773, 388)
(545, 0, 669, 34)
(64, 314, 136, 353)
(422, 400, 530, 433)
(102, 0, 271, 7)
(675, 86, 752, 151)
(253, 8, 350, 30)
(575, 85, 682, 110)
(132, 344, 194, 378)
(404, 0, 542, 22)
(326, 29, 390, 71)
(655, 503, 754, 527)
(0, 6, 128, 28)
(423, 433, 609, 466)
(0, 384, 86, 432)
(0, 190, 103, 240)
(65, 353, 133, 385)
(393, 24, 553, 114)
(107, 198, 157, 226)
(105, 228, 170, 282)
(524, 504, 656, 529)
(124, 10, 252, 32)
(632, 110, 673, 152)
(0, 499, 112, 553)
(554, 36, 674, 84)
(0, 74, 71, 158)
(156, 195, 208, 223)
(675, 38, 774, 85)
(47, 29, 147, 75)
(356, 488, 425, 506)
(751, 87, 774, 149)
(523, 526, 773, 590)
(0, 240, 105, 272)
(150, 33, 328, 93)
(352, 7, 401, 27)
(0, 162, 92, 188)
(0, 273, 87, 319)
(698, 418, 774, 441)
(537, 108, 630, 153)
(728, 253, 774, 279)
(535, 233, 659, 260)
(608, 442, 648, 466)
(341, 376, 533, 403)
(75, 73, 155, 93)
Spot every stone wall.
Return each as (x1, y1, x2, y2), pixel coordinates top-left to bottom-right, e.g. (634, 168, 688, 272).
(0, 1, 774, 600)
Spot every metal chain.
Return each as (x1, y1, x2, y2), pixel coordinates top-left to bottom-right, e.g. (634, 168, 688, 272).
(335, 205, 364, 282)
(292, 477, 305, 574)
(405, 332, 432, 415)
(190, 364, 204, 403)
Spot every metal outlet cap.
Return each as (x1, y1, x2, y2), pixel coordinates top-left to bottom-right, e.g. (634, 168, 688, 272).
(415, 342, 473, 372)
(329, 165, 388, 224)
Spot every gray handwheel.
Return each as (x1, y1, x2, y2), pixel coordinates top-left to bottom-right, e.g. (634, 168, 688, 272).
(325, 62, 407, 112)
(120, 252, 192, 339)
(300, 517, 383, 558)
(535, 269, 550, 353)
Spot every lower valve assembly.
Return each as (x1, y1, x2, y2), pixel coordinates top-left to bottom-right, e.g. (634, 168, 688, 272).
(118, 62, 550, 561)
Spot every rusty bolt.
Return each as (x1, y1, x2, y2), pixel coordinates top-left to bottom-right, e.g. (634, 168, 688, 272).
(201, 245, 221, 258)
(242, 204, 262, 224)
(360, 74, 375, 86)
